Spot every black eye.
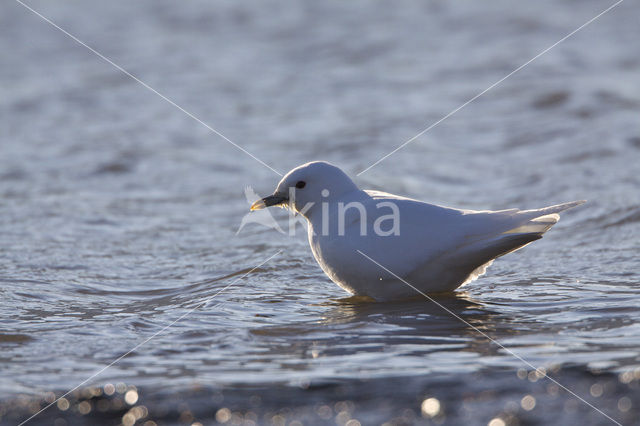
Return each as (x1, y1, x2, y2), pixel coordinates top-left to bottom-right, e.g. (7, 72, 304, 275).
(295, 181, 306, 189)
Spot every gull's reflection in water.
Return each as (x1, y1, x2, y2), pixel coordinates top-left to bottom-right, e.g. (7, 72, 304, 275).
(322, 291, 494, 325)
(250, 290, 528, 368)
(310, 292, 524, 363)
(248, 286, 543, 380)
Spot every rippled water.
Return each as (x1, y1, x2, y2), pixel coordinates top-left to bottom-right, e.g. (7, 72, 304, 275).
(1, 0, 639, 424)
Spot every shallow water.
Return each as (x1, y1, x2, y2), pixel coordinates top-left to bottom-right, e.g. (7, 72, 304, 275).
(1, 0, 639, 424)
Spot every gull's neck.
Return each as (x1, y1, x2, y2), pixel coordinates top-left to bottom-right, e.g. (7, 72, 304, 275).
(304, 188, 370, 228)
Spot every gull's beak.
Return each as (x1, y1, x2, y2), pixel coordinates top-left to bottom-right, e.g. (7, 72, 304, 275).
(250, 194, 288, 211)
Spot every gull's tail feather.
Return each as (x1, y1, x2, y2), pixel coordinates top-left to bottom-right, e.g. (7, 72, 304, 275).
(520, 200, 586, 217)
(440, 232, 543, 290)
(505, 200, 586, 235)
(459, 233, 542, 286)
(459, 232, 543, 266)
(454, 201, 585, 289)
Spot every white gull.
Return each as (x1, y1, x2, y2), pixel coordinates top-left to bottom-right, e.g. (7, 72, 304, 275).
(251, 161, 584, 301)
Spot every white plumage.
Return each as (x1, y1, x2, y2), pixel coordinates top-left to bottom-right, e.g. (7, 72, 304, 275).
(252, 161, 585, 301)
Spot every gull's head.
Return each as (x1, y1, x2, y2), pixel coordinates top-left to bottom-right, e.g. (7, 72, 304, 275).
(250, 161, 358, 217)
